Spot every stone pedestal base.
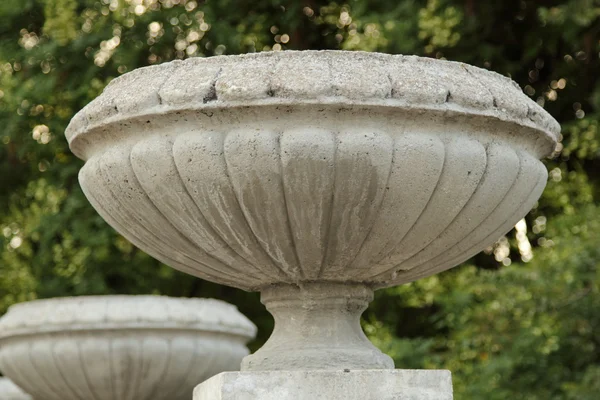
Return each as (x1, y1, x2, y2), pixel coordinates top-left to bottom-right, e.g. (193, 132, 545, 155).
(194, 370, 453, 400)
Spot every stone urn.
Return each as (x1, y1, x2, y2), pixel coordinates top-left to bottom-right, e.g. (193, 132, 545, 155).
(65, 51, 559, 398)
(0, 296, 256, 400)
(0, 378, 32, 400)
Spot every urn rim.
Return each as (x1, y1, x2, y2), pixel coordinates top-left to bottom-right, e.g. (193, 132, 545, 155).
(65, 50, 559, 160)
(0, 295, 256, 341)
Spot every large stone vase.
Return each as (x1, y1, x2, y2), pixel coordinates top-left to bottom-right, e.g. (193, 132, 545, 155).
(0, 296, 256, 400)
(65, 51, 559, 399)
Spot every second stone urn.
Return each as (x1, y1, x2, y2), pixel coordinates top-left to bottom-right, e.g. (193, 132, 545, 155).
(0, 295, 256, 400)
(65, 51, 559, 374)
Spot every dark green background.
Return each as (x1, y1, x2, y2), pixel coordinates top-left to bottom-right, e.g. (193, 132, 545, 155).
(0, 1, 598, 398)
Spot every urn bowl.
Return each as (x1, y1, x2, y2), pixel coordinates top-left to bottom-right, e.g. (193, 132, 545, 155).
(65, 50, 559, 290)
(0, 296, 256, 400)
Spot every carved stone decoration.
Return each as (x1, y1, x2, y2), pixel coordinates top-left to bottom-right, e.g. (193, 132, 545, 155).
(65, 51, 559, 373)
(0, 296, 256, 400)
(0, 378, 32, 400)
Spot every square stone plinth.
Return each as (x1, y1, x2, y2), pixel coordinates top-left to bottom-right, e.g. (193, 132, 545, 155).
(194, 370, 453, 400)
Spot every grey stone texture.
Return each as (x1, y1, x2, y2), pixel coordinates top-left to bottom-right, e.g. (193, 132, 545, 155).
(242, 283, 393, 371)
(194, 370, 453, 400)
(0, 378, 32, 400)
(0, 296, 256, 400)
(66, 51, 560, 159)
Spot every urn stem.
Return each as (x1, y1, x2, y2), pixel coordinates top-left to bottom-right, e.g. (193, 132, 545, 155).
(241, 282, 394, 371)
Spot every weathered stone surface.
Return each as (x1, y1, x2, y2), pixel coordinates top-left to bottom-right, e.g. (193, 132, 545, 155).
(66, 51, 559, 290)
(0, 378, 32, 400)
(194, 370, 453, 400)
(72, 112, 551, 290)
(0, 296, 256, 400)
(66, 51, 560, 155)
(65, 51, 560, 371)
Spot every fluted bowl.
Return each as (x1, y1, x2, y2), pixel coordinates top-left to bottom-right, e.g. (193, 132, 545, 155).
(65, 51, 559, 290)
(0, 296, 256, 400)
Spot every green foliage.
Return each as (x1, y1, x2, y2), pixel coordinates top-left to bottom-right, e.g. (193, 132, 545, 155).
(42, 0, 78, 45)
(0, 0, 598, 397)
(418, 0, 463, 53)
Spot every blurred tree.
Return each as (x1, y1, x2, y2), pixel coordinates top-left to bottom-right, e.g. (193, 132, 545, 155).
(0, 0, 598, 397)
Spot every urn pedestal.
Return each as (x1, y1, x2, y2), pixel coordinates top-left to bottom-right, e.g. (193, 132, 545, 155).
(196, 370, 452, 400)
(65, 51, 559, 399)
